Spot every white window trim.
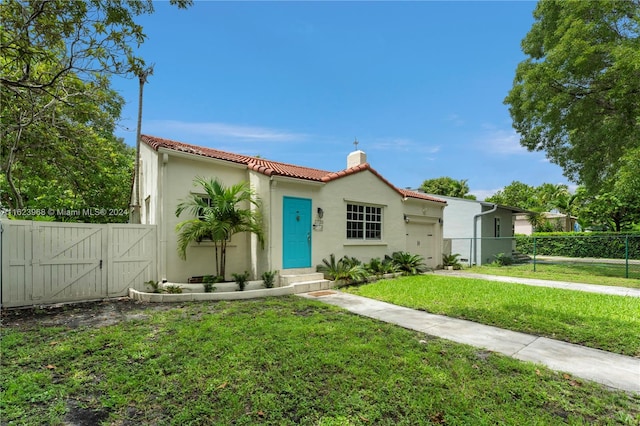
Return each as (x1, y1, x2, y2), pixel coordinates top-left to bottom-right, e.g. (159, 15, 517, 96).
(346, 202, 383, 241)
(193, 194, 231, 243)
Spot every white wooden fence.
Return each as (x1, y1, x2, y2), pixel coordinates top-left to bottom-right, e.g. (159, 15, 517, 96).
(1, 220, 157, 308)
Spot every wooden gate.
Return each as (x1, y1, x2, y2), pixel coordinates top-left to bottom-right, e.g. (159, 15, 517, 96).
(108, 224, 156, 295)
(1, 221, 157, 308)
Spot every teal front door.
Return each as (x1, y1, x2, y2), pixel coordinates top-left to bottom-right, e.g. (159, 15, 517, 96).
(283, 197, 312, 269)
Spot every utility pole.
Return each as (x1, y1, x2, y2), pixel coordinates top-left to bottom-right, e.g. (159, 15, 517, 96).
(130, 66, 153, 224)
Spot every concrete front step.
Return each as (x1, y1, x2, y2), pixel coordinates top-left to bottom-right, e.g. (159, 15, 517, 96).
(280, 272, 325, 287)
(511, 251, 532, 264)
(290, 279, 333, 293)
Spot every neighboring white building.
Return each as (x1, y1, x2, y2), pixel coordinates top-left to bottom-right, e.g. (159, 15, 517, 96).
(421, 194, 525, 266)
(134, 135, 447, 283)
(514, 212, 578, 235)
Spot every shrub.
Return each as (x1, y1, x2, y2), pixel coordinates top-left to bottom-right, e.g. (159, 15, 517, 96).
(442, 253, 462, 269)
(261, 270, 278, 288)
(164, 285, 183, 294)
(493, 253, 513, 266)
(202, 275, 222, 292)
(389, 251, 428, 275)
(516, 232, 640, 259)
(317, 254, 369, 284)
(146, 281, 185, 294)
(366, 257, 398, 276)
(145, 280, 161, 293)
(341, 256, 362, 268)
(232, 271, 251, 291)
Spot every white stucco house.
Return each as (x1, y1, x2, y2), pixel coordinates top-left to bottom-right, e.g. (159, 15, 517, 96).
(135, 135, 447, 283)
(421, 194, 526, 266)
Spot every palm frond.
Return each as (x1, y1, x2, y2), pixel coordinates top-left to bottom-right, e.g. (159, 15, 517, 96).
(175, 177, 265, 276)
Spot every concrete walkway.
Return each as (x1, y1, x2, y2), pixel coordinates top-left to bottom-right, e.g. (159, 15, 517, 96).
(298, 290, 640, 394)
(433, 270, 640, 298)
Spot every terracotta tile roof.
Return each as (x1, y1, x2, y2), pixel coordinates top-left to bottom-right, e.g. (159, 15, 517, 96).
(142, 134, 331, 180)
(142, 134, 446, 204)
(398, 189, 448, 203)
(142, 135, 258, 166)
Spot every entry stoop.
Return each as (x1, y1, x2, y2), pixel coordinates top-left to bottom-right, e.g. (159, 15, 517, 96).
(511, 251, 532, 264)
(280, 272, 325, 286)
(280, 273, 332, 293)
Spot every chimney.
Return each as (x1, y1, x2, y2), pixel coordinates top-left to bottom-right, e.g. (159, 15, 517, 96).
(347, 150, 367, 168)
(347, 139, 366, 168)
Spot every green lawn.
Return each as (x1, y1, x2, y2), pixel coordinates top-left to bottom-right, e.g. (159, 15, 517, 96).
(2, 298, 639, 425)
(469, 262, 640, 288)
(346, 275, 640, 357)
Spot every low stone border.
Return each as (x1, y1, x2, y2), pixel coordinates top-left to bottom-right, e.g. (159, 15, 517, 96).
(160, 280, 267, 293)
(129, 279, 334, 302)
(129, 272, 408, 303)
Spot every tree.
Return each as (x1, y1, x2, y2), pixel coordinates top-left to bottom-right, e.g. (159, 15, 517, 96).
(175, 178, 265, 280)
(526, 211, 550, 232)
(548, 185, 581, 232)
(578, 147, 640, 231)
(578, 192, 632, 232)
(0, 135, 135, 223)
(505, 0, 640, 192)
(485, 181, 538, 209)
(420, 177, 476, 199)
(1, 0, 191, 212)
(0, 63, 135, 222)
(536, 183, 566, 210)
(613, 146, 640, 209)
(487, 181, 582, 231)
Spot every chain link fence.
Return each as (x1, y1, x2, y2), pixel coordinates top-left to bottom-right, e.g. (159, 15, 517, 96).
(444, 234, 640, 280)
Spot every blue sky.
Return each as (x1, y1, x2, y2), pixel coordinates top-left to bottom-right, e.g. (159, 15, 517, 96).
(113, 1, 570, 200)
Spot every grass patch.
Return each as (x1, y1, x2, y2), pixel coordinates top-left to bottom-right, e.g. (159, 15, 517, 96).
(346, 275, 640, 357)
(470, 263, 640, 288)
(1, 298, 638, 425)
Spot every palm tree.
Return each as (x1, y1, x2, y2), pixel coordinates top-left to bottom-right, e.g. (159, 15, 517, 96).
(175, 177, 264, 280)
(526, 209, 548, 232)
(535, 184, 578, 232)
(552, 190, 579, 232)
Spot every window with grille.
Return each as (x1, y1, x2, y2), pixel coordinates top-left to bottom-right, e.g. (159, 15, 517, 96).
(196, 196, 230, 242)
(346, 203, 382, 240)
(197, 196, 213, 220)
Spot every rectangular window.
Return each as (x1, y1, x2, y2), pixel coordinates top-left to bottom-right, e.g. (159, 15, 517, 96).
(347, 203, 382, 240)
(195, 196, 214, 241)
(494, 217, 501, 238)
(196, 196, 230, 242)
(197, 196, 212, 220)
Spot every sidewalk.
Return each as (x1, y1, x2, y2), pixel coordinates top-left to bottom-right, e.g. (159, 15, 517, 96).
(298, 290, 640, 394)
(433, 270, 640, 298)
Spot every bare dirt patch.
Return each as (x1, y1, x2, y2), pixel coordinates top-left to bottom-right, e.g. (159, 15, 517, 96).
(63, 399, 111, 426)
(1, 298, 175, 330)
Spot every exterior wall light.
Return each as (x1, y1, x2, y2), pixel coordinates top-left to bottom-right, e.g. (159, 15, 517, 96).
(404, 215, 410, 223)
(317, 207, 324, 218)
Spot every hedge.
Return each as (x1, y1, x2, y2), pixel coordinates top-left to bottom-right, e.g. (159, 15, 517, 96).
(515, 232, 640, 259)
